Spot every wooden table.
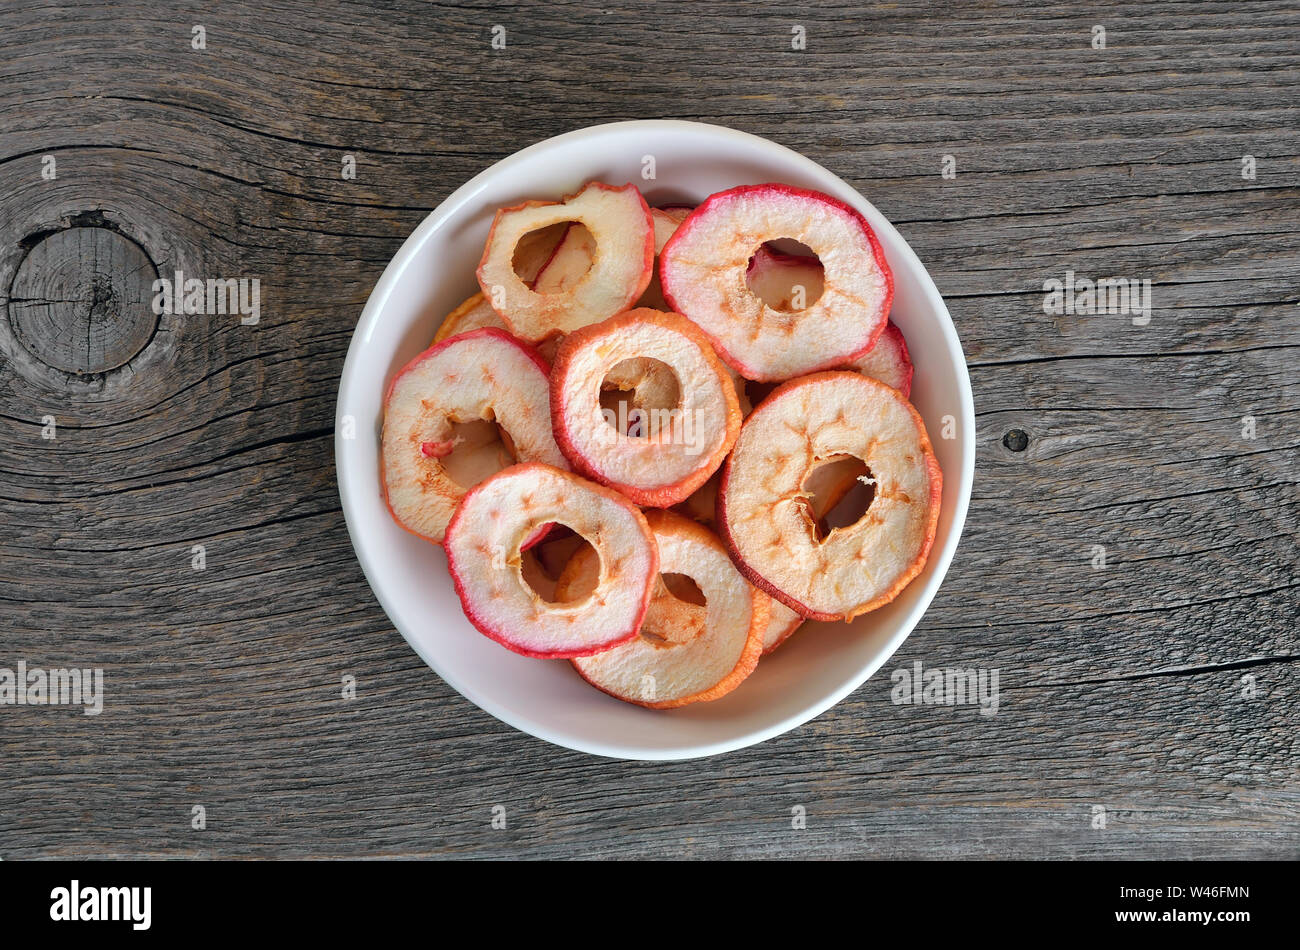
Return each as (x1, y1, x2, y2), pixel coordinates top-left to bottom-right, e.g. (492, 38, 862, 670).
(1, 1, 1295, 859)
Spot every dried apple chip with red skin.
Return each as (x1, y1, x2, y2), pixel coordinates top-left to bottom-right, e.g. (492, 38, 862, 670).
(550, 309, 742, 508)
(676, 458, 858, 655)
(565, 510, 767, 708)
(531, 207, 692, 377)
(432, 224, 569, 346)
(840, 320, 913, 398)
(433, 292, 506, 344)
(660, 183, 893, 382)
(381, 328, 566, 544)
(444, 463, 658, 659)
(719, 372, 942, 622)
(669, 470, 803, 656)
(430, 293, 561, 362)
(476, 181, 654, 343)
(669, 472, 802, 656)
(636, 206, 693, 310)
(761, 603, 804, 655)
(754, 453, 864, 654)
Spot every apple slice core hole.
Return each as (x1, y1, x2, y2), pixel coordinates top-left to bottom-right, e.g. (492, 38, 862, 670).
(511, 221, 573, 282)
(521, 531, 599, 604)
(662, 572, 707, 606)
(640, 571, 708, 645)
(801, 456, 877, 542)
(437, 417, 519, 490)
(599, 357, 682, 438)
(745, 239, 825, 312)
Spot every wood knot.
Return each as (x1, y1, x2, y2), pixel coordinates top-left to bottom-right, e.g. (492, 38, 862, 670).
(1002, 428, 1030, 452)
(7, 225, 159, 376)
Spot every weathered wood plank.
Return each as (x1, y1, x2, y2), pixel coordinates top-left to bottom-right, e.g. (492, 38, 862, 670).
(0, 0, 1295, 859)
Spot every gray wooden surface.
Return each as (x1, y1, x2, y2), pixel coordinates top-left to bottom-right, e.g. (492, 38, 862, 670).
(1, 1, 1296, 859)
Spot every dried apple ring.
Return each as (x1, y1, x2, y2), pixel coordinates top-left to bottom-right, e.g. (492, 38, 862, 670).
(841, 320, 913, 397)
(433, 223, 571, 345)
(429, 291, 561, 364)
(381, 328, 566, 544)
(523, 205, 690, 364)
(433, 292, 506, 343)
(636, 206, 693, 310)
(565, 510, 767, 708)
(530, 207, 690, 312)
(660, 183, 893, 382)
(550, 309, 741, 508)
(719, 372, 942, 621)
(476, 181, 654, 343)
(444, 463, 658, 658)
(668, 471, 802, 656)
(528, 206, 691, 379)
(761, 602, 804, 655)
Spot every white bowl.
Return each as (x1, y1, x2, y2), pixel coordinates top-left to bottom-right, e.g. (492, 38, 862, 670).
(336, 120, 974, 760)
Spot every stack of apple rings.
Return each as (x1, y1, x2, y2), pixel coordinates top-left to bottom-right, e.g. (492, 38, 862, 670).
(381, 181, 940, 709)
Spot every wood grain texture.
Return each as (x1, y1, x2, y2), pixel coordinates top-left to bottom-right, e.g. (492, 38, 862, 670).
(0, 0, 1296, 859)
